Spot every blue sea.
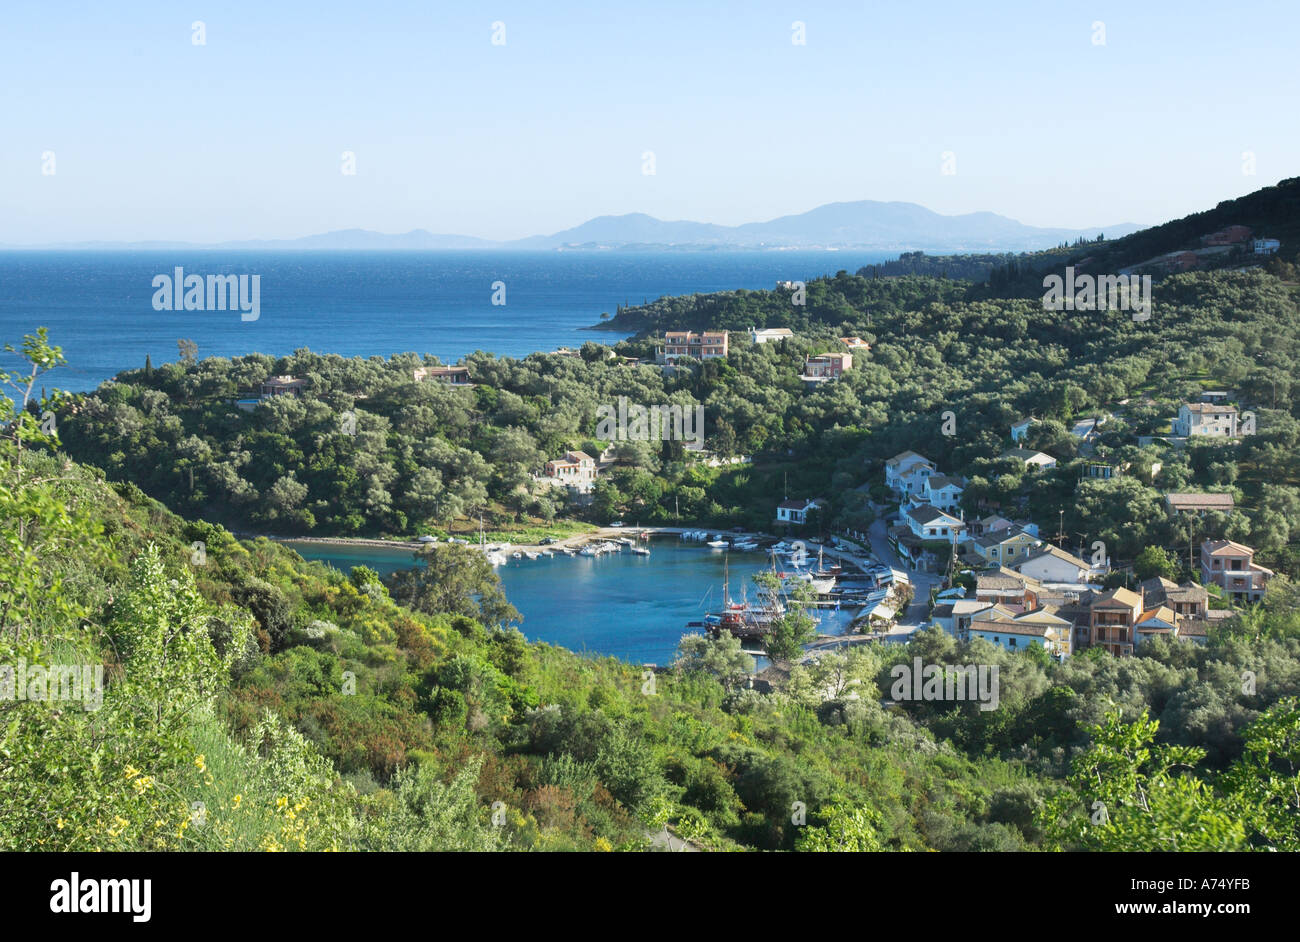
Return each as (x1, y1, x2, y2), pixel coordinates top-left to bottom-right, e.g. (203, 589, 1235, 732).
(0, 250, 892, 393)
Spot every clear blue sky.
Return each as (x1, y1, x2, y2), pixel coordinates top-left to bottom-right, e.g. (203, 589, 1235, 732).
(2, 0, 1295, 243)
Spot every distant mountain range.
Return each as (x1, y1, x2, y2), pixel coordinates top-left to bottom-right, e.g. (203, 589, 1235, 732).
(4, 201, 1143, 252)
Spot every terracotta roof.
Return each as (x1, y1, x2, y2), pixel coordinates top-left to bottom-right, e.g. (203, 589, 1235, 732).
(1167, 493, 1235, 511)
(1202, 539, 1255, 556)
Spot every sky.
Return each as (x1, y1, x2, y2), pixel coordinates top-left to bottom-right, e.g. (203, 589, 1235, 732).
(1, 0, 1296, 243)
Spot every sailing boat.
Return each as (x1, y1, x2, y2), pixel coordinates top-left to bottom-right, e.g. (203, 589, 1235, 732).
(705, 556, 786, 640)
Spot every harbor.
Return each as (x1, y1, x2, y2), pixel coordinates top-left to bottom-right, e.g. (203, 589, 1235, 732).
(281, 525, 913, 665)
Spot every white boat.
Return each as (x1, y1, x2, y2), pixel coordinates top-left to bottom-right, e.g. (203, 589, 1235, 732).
(512, 551, 522, 559)
(733, 541, 759, 551)
(615, 537, 635, 546)
(525, 551, 538, 560)
(487, 552, 508, 567)
(579, 545, 599, 556)
(632, 546, 650, 556)
(707, 540, 729, 548)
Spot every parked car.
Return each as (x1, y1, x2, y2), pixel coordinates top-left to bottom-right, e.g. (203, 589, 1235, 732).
(417, 535, 438, 543)
(539, 537, 557, 545)
(608, 521, 624, 527)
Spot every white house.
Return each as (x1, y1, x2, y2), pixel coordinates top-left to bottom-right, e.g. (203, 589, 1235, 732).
(1013, 545, 1093, 584)
(1171, 402, 1239, 438)
(777, 498, 824, 525)
(1253, 239, 1280, 255)
(1010, 418, 1034, 443)
(1001, 448, 1058, 471)
(969, 605, 1072, 658)
(749, 327, 795, 344)
(905, 504, 966, 541)
(921, 474, 966, 513)
(885, 451, 936, 495)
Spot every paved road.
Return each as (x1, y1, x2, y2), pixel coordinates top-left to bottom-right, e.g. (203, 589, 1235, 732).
(866, 515, 940, 639)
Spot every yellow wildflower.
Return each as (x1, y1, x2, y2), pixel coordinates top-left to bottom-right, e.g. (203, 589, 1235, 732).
(194, 754, 207, 773)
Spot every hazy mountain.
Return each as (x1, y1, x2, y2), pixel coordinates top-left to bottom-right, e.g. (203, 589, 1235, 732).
(3, 202, 1142, 252)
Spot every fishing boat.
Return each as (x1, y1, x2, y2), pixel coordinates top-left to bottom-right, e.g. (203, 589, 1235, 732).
(631, 546, 650, 556)
(512, 551, 522, 559)
(707, 539, 729, 548)
(524, 551, 539, 560)
(579, 544, 600, 557)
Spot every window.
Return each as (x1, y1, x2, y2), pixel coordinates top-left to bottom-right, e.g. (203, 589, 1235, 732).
(1009, 638, 1017, 647)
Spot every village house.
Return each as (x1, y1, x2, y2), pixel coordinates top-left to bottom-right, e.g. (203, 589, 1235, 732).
(1009, 417, 1035, 443)
(968, 513, 1014, 537)
(904, 504, 966, 542)
(776, 497, 824, 525)
(969, 605, 1072, 658)
(920, 474, 966, 513)
(1165, 492, 1235, 514)
(657, 331, 729, 362)
(1001, 447, 1058, 471)
(1134, 605, 1179, 646)
(1200, 539, 1271, 603)
(413, 365, 474, 387)
(1171, 402, 1239, 438)
(884, 451, 935, 496)
(1201, 225, 1252, 246)
(840, 337, 871, 352)
(543, 450, 597, 494)
(259, 375, 306, 399)
(802, 351, 853, 384)
(1089, 587, 1143, 657)
(1013, 545, 1094, 584)
(971, 527, 1041, 568)
(933, 598, 996, 640)
(748, 327, 794, 344)
(1254, 238, 1281, 255)
(974, 568, 1041, 612)
(1140, 577, 1209, 619)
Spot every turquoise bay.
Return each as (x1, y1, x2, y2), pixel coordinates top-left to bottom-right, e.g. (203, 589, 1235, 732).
(285, 538, 856, 665)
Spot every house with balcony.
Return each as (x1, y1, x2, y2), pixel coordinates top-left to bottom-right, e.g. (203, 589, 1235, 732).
(1165, 492, 1235, 515)
(543, 450, 597, 494)
(413, 365, 474, 387)
(920, 474, 966, 514)
(971, 527, 1041, 568)
(1201, 539, 1271, 603)
(1089, 587, 1143, 656)
(260, 375, 306, 399)
(657, 331, 729, 362)
(1134, 605, 1180, 646)
(884, 451, 935, 496)
(801, 352, 853, 386)
(1171, 402, 1239, 438)
(969, 605, 1072, 658)
(974, 568, 1042, 613)
(1139, 577, 1209, 619)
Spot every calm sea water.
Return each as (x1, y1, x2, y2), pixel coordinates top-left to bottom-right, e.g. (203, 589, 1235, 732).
(284, 538, 856, 665)
(0, 250, 890, 393)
